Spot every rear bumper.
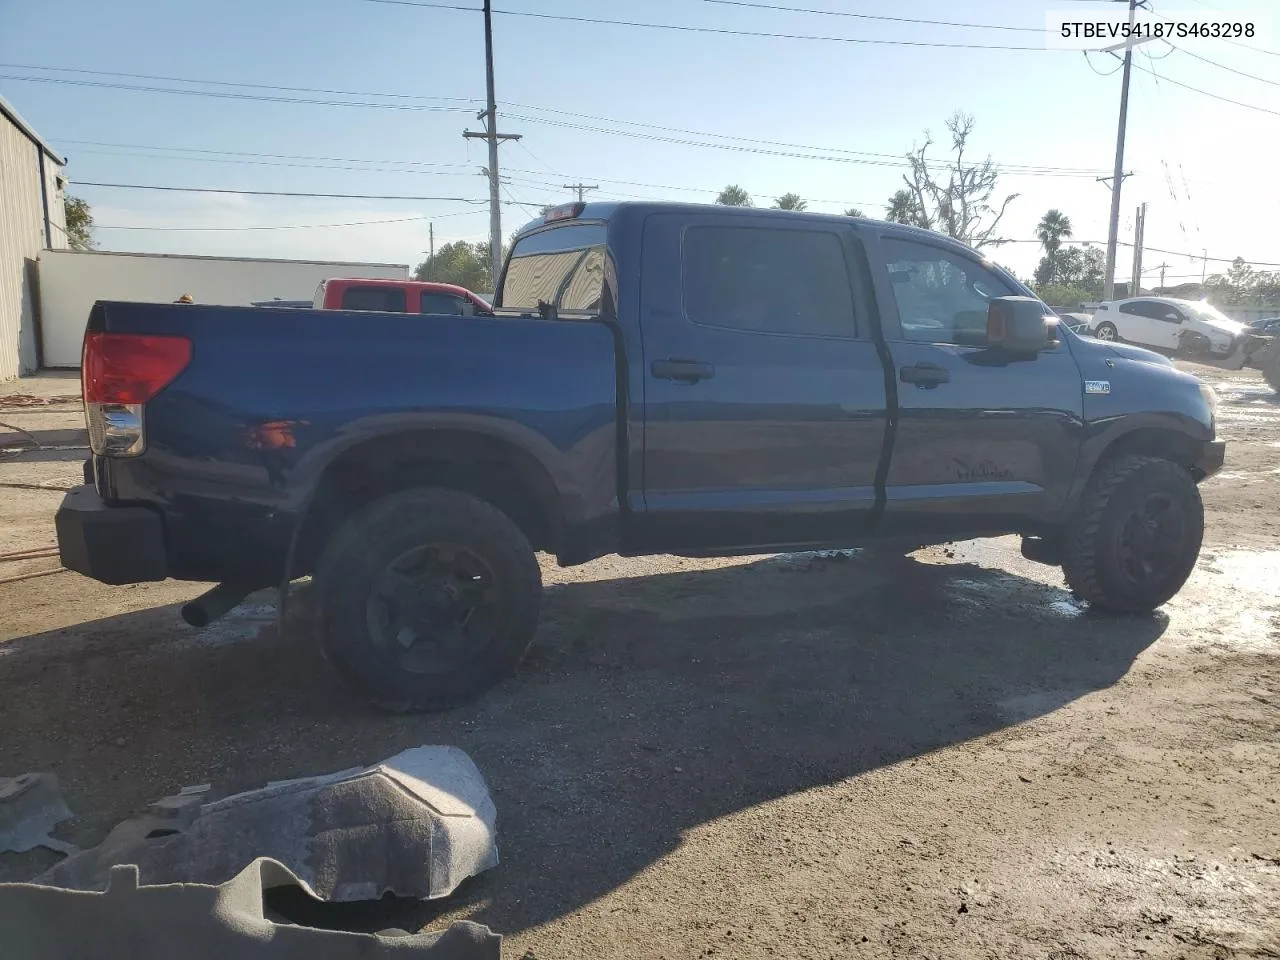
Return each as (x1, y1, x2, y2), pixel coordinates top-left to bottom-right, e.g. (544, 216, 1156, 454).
(1194, 440, 1226, 481)
(55, 484, 168, 585)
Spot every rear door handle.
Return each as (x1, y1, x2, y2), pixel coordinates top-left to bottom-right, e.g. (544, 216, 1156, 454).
(651, 359, 715, 383)
(900, 363, 950, 388)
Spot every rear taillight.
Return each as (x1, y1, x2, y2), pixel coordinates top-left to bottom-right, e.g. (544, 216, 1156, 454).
(82, 332, 191, 457)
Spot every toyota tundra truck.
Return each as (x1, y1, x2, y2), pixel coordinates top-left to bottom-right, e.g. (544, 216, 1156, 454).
(56, 202, 1226, 711)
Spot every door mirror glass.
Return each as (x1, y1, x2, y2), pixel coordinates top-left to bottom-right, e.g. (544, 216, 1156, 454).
(985, 297, 1052, 354)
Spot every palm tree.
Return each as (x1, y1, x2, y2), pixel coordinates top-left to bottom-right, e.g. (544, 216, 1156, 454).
(1035, 209, 1073, 283)
(773, 193, 807, 211)
(844, 207, 865, 218)
(716, 185, 753, 207)
(885, 189, 921, 226)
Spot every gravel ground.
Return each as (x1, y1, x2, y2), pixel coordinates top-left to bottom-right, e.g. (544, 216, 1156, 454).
(0, 366, 1277, 959)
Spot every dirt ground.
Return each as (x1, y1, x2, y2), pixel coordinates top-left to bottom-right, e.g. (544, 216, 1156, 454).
(1, 367, 1277, 959)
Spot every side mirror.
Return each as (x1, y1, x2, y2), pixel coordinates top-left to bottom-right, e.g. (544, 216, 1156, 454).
(986, 296, 1053, 354)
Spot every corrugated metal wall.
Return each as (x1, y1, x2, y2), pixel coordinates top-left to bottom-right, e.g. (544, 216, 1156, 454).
(0, 111, 63, 380)
(0, 113, 49, 380)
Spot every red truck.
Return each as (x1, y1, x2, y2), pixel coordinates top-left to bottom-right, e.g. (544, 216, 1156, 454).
(312, 278, 492, 316)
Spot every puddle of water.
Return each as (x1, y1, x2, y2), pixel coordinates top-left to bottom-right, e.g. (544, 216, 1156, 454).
(173, 602, 276, 650)
(1048, 597, 1087, 619)
(1200, 549, 1280, 597)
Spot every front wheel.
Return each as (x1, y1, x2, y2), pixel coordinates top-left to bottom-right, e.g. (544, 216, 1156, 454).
(1062, 455, 1203, 613)
(1094, 321, 1119, 342)
(314, 487, 542, 712)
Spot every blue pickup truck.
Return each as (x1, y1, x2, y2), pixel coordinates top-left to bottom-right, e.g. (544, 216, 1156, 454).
(57, 202, 1224, 711)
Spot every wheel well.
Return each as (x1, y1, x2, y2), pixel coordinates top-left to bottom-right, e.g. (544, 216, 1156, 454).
(291, 430, 562, 576)
(1094, 428, 1205, 480)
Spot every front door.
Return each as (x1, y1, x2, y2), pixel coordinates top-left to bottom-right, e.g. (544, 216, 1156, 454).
(869, 232, 1085, 536)
(637, 212, 889, 552)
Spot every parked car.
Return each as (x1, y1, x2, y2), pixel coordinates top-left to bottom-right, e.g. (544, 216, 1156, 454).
(1055, 312, 1093, 334)
(1247, 316, 1280, 336)
(313, 278, 492, 316)
(1090, 296, 1278, 391)
(58, 201, 1225, 712)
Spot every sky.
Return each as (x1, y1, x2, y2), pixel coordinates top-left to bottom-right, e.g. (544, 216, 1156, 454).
(2, 0, 1278, 285)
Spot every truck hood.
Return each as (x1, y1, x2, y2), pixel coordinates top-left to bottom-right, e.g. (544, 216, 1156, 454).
(1076, 335, 1174, 367)
(1195, 316, 1247, 338)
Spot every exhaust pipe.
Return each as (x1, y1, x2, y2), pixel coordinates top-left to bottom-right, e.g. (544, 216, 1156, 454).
(181, 582, 253, 628)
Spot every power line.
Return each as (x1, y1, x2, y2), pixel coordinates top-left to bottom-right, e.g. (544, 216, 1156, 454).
(502, 101, 1106, 174)
(97, 215, 432, 231)
(1007, 237, 1280, 268)
(64, 146, 489, 177)
(54, 138, 476, 169)
(0, 61, 476, 104)
(72, 182, 487, 201)
(97, 204, 525, 231)
(503, 110, 1105, 176)
(1172, 44, 1280, 88)
(697, 0, 1041, 33)
(1130, 58, 1280, 117)
(0, 73, 475, 113)
(13, 63, 1109, 176)
(363, 0, 1055, 50)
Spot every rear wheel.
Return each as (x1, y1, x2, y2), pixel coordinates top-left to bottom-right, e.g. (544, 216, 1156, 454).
(1094, 321, 1119, 342)
(1062, 455, 1203, 613)
(314, 487, 542, 712)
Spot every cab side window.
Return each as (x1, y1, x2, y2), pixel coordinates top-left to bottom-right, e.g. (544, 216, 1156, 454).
(682, 225, 857, 337)
(881, 237, 1017, 345)
(341, 287, 406, 312)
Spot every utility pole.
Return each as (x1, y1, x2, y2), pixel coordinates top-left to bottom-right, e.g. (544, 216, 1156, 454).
(1103, 0, 1139, 302)
(463, 0, 521, 290)
(562, 182, 598, 203)
(1154, 261, 1170, 290)
(1130, 202, 1146, 296)
(1201, 248, 1209, 284)
(428, 222, 434, 279)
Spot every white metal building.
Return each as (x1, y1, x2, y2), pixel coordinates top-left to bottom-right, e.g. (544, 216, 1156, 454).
(37, 250, 410, 367)
(0, 94, 68, 380)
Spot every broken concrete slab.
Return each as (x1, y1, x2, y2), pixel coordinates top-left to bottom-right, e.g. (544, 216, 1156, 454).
(3, 858, 500, 959)
(0, 773, 76, 856)
(35, 746, 497, 902)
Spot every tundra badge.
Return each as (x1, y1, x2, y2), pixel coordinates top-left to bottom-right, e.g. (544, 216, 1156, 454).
(1085, 380, 1111, 395)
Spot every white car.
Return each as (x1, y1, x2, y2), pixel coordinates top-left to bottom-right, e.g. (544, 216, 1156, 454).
(1090, 297, 1247, 359)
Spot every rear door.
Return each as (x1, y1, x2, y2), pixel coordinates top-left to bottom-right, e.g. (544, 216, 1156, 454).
(637, 211, 889, 551)
(868, 232, 1084, 535)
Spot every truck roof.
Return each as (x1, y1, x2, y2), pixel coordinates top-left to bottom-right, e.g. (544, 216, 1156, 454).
(513, 201, 994, 262)
(320, 278, 479, 297)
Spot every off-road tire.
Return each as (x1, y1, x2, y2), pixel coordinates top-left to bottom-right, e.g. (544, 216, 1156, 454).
(1062, 455, 1203, 613)
(314, 487, 542, 712)
(1095, 321, 1119, 342)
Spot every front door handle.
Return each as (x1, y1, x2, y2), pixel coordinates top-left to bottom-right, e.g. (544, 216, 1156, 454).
(900, 363, 950, 388)
(651, 359, 715, 383)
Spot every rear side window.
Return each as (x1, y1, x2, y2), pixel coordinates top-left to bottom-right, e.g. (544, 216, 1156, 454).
(341, 286, 406, 312)
(681, 225, 856, 337)
(419, 293, 471, 315)
(500, 224, 608, 314)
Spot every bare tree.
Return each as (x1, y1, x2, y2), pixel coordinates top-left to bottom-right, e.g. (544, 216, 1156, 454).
(902, 112, 1018, 250)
